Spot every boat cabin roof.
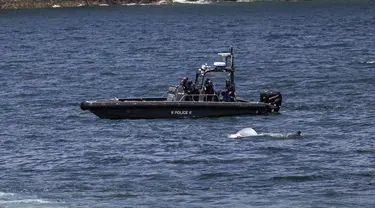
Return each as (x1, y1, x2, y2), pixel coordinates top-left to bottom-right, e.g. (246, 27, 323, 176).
(197, 52, 234, 75)
(193, 47, 236, 89)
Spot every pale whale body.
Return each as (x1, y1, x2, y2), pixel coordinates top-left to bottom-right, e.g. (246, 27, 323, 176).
(228, 128, 258, 139)
(228, 128, 302, 139)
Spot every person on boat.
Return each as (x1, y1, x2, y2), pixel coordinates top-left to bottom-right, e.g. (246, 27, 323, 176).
(204, 79, 214, 94)
(186, 80, 194, 93)
(176, 77, 189, 101)
(204, 79, 216, 101)
(189, 80, 200, 101)
(222, 80, 236, 102)
(180, 77, 188, 89)
(227, 83, 236, 101)
(185, 80, 195, 101)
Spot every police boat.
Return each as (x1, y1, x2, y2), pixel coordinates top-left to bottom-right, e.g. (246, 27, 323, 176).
(80, 47, 282, 119)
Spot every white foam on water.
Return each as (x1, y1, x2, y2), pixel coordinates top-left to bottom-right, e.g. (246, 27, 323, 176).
(173, 0, 212, 4)
(366, 60, 375, 64)
(259, 132, 304, 139)
(0, 192, 15, 197)
(258, 133, 287, 138)
(156, 0, 169, 4)
(0, 199, 52, 204)
(123, 3, 137, 6)
(0, 192, 55, 207)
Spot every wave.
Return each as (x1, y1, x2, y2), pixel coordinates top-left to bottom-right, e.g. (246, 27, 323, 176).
(259, 133, 304, 139)
(0, 192, 54, 207)
(0, 192, 15, 197)
(198, 172, 240, 180)
(270, 174, 325, 182)
(173, 0, 212, 4)
(0, 199, 51, 204)
(122, 3, 152, 6)
(291, 103, 345, 111)
(168, 157, 249, 165)
(359, 60, 375, 66)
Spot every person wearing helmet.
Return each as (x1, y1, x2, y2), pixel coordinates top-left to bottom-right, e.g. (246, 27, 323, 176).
(185, 80, 195, 101)
(204, 79, 214, 94)
(180, 77, 188, 90)
(204, 79, 215, 101)
(176, 77, 188, 101)
(221, 80, 236, 102)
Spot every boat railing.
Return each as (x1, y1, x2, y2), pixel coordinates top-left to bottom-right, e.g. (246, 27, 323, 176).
(179, 93, 220, 102)
(160, 91, 168, 98)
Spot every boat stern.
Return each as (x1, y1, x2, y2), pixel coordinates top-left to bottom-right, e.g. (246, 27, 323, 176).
(260, 90, 282, 112)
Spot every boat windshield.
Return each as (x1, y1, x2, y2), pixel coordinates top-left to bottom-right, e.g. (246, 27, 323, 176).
(193, 46, 235, 91)
(195, 71, 231, 91)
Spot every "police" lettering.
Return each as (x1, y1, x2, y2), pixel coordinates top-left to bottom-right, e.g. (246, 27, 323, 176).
(171, 111, 192, 115)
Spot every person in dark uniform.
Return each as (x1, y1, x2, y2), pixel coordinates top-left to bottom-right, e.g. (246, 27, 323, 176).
(176, 77, 188, 101)
(185, 80, 195, 101)
(180, 77, 188, 90)
(204, 79, 216, 101)
(222, 80, 236, 102)
(188, 80, 200, 101)
(204, 79, 214, 94)
(186, 80, 194, 93)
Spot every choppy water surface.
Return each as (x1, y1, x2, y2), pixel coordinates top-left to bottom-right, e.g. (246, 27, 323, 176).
(1, 1, 375, 207)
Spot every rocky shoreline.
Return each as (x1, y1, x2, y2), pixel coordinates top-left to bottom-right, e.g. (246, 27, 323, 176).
(0, 0, 306, 9)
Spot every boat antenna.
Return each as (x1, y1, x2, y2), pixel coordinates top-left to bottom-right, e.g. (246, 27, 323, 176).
(230, 46, 234, 70)
(229, 46, 235, 90)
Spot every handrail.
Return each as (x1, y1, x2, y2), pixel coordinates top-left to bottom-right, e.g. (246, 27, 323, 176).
(179, 93, 220, 102)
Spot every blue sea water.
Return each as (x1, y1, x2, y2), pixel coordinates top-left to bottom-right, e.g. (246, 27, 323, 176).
(1, 1, 375, 207)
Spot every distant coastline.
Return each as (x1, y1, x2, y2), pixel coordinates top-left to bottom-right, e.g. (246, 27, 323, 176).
(0, 0, 158, 9)
(0, 0, 303, 9)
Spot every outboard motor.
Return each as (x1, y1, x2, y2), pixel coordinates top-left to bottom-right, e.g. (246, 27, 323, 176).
(260, 90, 282, 112)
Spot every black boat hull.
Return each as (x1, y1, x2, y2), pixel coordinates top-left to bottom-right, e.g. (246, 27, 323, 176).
(79, 48, 283, 119)
(80, 99, 278, 119)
